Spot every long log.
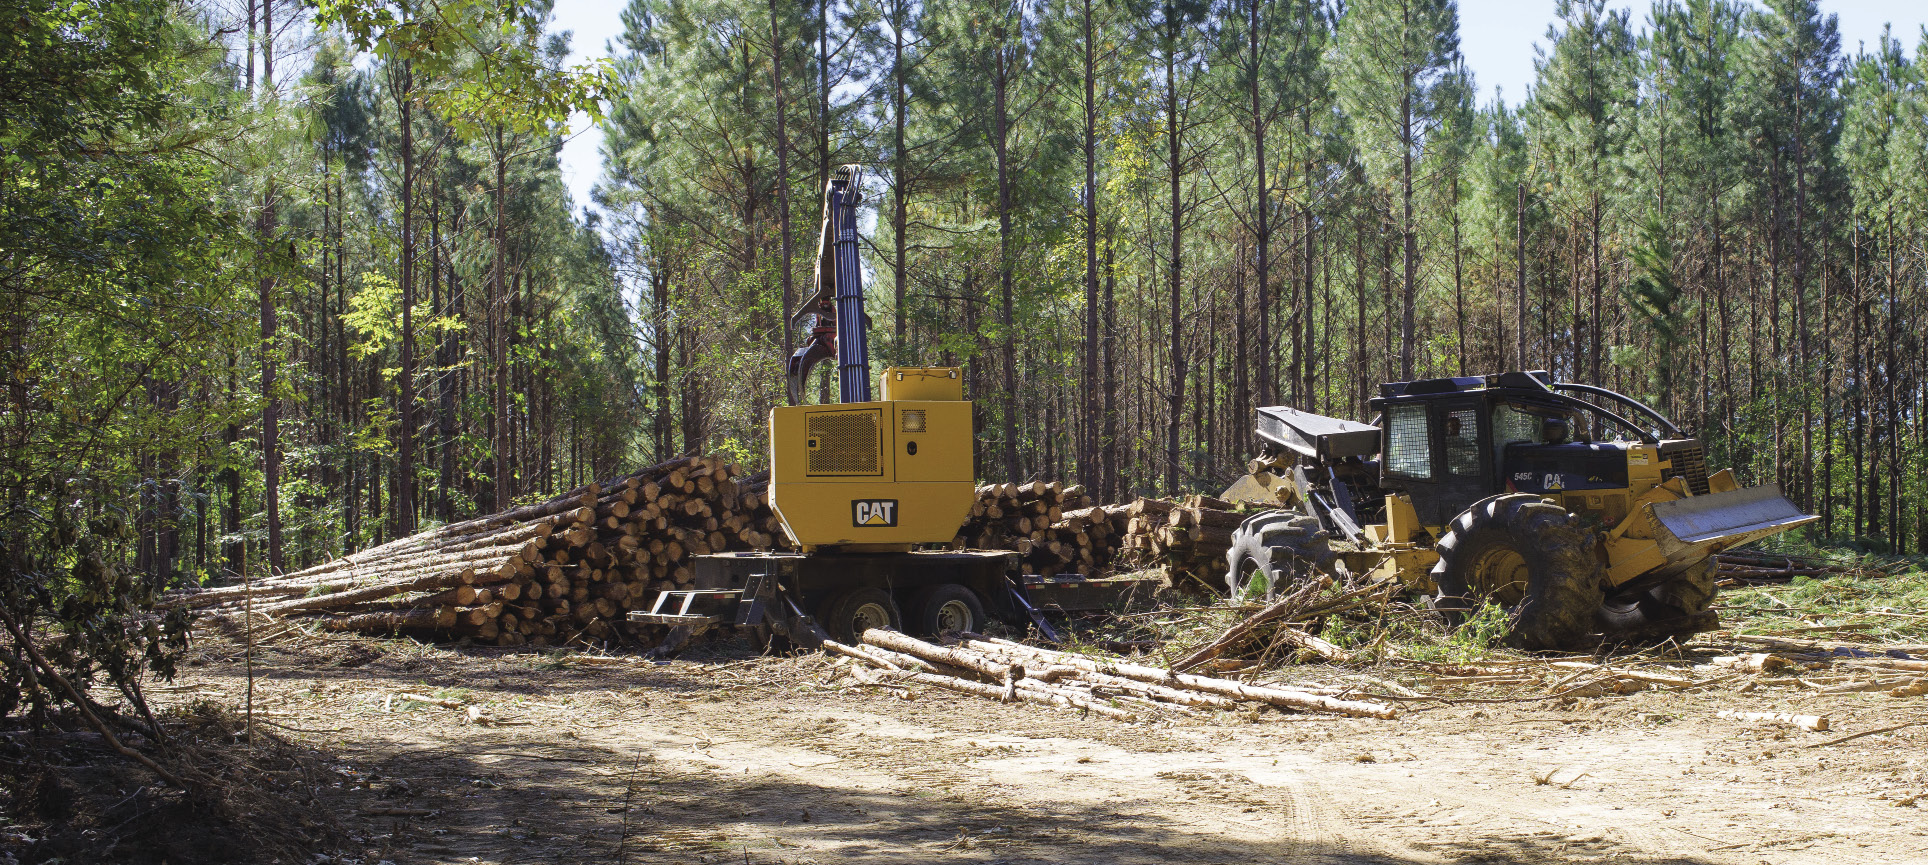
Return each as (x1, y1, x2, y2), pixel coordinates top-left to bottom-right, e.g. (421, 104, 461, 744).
(851, 665, 1137, 720)
(257, 566, 483, 616)
(861, 629, 1025, 682)
(321, 608, 452, 632)
(968, 638, 1395, 719)
(274, 455, 699, 584)
(204, 545, 527, 606)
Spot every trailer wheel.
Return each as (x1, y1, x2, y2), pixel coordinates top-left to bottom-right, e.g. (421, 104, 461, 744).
(820, 587, 902, 644)
(909, 584, 987, 637)
(1431, 494, 1605, 650)
(1225, 512, 1337, 601)
(1596, 558, 1721, 639)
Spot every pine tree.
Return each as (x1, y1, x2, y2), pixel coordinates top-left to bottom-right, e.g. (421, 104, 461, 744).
(1327, 0, 1460, 381)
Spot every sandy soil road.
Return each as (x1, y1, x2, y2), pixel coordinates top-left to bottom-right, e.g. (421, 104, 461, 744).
(154, 636, 1928, 864)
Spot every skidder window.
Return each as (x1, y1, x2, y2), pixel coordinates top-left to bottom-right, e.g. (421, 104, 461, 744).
(1387, 405, 1433, 479)
(1445, 409, 1481, 476)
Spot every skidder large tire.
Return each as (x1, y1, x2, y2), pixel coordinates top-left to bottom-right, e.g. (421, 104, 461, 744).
(1596, 558, 1720, 639)
(1431, 494, 1606, 651)
(1225, 511, 1339, 601)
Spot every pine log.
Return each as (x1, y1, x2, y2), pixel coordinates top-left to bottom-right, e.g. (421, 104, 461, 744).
(967, 638, 1395, 719)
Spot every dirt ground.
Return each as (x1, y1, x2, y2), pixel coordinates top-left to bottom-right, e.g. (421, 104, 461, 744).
(115, 628, 1927, 865)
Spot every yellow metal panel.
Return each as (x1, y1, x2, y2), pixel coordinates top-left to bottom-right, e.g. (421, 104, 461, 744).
(880, 367, 964, 401)
(770, 480, 975, 547)
(1602, 483, 1684, 585)
(1625, 443, 1664, 497)
(1604, 532, 1670, 585)
(1707, 468, 1739, 494)
(1384, 494, 1428, 543)
(894, 401, 973, 483)
(770, 398, 976, 548)
(771, 404, 892, 484)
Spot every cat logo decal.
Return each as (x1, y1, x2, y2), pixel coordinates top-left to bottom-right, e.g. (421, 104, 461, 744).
(852, 499, 898, 527)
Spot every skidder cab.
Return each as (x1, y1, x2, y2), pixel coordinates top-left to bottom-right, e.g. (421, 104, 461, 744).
(1223, 371, 1817, 649)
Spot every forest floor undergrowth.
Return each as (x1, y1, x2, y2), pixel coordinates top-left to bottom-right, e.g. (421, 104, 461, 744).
(15, 595, 1925, 865)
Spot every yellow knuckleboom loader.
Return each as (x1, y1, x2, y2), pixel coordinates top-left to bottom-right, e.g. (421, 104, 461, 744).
(1220, 374, 1818, 649)
(631, 167, 1146, 655)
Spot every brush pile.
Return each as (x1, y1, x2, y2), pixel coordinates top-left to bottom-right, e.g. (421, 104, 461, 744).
(165, 456, 788, 647)
(825, 629, 1396, 721)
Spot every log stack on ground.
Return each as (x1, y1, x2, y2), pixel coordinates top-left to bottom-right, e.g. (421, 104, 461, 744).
(827, 629, 1396, 721)
(956, 485, 1259, 588)
(165, 455, 791, 647)
(953, 482, 1130, 577)
(1116, 495, 1247, 588)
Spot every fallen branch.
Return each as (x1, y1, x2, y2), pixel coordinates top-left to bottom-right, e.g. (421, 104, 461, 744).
(1804, 720, 1926, 749)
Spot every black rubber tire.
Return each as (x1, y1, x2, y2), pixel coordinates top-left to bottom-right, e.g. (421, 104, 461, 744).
(908, 583, 988, 637)
(1596, 558, 1720, 638)
(1225, 511, 1339, 601)
(1431, 494, 1606, 651)
(819, 587, 903, 644)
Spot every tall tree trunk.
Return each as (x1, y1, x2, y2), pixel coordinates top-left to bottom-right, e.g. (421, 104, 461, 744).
(817, 0, 832, 197)
(491, 125, 509, 511)
(1398, 81, 1416, 380)
(1793, 93, 1813, 512)
(1163, 18, 1185, 495)
(1300, 112, 1316, 409)
(1452, 175, 1465, 376)
(1589, 191, 1602, 383)
(1081, 0, 1100, 488)
(770, 0, 797, 365)
(653, 251, 673, 459)
(892, 0, 910, 359)
(1248, 0, 1271, 410)
(433, 176, 456, 524)
(1516, 182, 1527, 370)
(1102, 226, 1119, 500)
(395, 59, 416, 538)
(259, 6, 281, 574)
(993, 25, 1020, 481)
(1820, 234, 1833, 535)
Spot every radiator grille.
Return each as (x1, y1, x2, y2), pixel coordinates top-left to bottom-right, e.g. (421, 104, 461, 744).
(1660, 441, 1710, 496)
(806, 409, 882, 475)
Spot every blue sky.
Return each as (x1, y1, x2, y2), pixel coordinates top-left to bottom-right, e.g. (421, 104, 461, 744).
(549, 0, 1928, 215)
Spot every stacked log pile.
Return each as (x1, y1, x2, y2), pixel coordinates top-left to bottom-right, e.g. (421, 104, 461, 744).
(825, 629, 1396, 721)
(165, 455, 789, 646)
(953, 483, 1131, 576)
(1115, 495, 1247, 588)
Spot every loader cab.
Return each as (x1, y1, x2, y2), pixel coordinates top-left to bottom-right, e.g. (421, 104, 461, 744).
(1370, 373, 1597, 528)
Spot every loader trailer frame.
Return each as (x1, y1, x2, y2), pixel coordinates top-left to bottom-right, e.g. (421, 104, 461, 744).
(629, 550, 1156, 654)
